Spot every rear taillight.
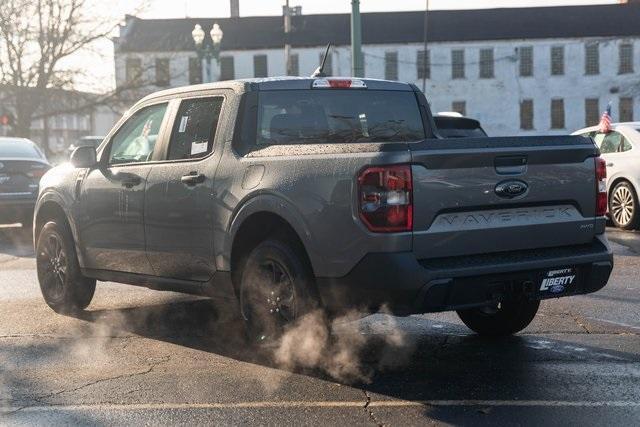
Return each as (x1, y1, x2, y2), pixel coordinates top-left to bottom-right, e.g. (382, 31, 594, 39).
(27, 168, 48, 180)
(358, 165, 413, 232)
(595, 156, 607, 217)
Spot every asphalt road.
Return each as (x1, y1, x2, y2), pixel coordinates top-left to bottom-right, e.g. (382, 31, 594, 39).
(0, 225, 639, 426)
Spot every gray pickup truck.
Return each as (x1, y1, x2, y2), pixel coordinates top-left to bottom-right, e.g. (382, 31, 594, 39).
(33, 77, 613, 342)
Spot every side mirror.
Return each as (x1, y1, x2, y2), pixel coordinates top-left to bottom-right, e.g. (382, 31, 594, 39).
(70, 145, 97, 168)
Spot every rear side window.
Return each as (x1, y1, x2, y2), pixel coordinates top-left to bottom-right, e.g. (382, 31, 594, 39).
(257, 90, 425, 145)
(167, 97, 223, 160)
(0, 140, 42, 158)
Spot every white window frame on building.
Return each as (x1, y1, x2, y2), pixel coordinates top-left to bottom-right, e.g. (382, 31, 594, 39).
(385, 51, 399, 81)
(125, 57, 142, 84)
(520, 99, 534, 130)
(220, 56, 235, 80)
(585, 43, 600, 75)
(585, 98, 600, 126)
(155, 58, 171, 87)
(451, 49, 465, 79)
(519, 46, 533, 77)
(479, 48, 494, 79)
(451, 101, 466, 116)
(253, 54, 268, 78)
(319, 51, 332, 76)
(189, 57, 202, 85)
(551, 98, 565, 129)
(292, 53, 300, 76)
(619, 42, 634, 75)
(620, 97, 634, 122)
(417, 49, 430, 80)
(551, 46, 564, 76)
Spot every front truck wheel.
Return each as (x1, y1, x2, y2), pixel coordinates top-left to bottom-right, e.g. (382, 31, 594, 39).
(456, 298, 540, 336)
(36, 221, 96, 313)
(239, 238, 319, 345)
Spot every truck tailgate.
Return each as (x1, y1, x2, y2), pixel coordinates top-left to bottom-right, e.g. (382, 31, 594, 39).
(410, 136, 600, 259)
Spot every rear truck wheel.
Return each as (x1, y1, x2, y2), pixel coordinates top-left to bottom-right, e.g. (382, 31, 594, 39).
(36, 221, 96, 313)
(239, 238, 319, 345)
(609, 181, 639, 230)
(456, 298, 540, 336)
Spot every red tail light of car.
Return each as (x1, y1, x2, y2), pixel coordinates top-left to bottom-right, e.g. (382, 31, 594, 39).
(595, 156, 607, 217)
(358, 165, 413, 232)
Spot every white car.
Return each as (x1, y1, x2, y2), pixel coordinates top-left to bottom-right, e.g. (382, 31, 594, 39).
(573, 122, 640, 229)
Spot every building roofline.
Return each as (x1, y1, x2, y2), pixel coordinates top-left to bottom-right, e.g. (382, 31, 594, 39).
(116, 4, 640, 53)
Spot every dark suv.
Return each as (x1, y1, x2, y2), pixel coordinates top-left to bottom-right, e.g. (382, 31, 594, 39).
(34, 77, 613, 341)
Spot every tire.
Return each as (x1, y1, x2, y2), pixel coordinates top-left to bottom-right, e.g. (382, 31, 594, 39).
(36, 221, 96, 313)
(238, 238, 319, 345)
(609, 181, 639, 230)
(456, 298, 540, 336)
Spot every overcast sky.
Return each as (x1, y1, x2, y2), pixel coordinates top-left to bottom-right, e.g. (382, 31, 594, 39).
(129, 0, 617, 18)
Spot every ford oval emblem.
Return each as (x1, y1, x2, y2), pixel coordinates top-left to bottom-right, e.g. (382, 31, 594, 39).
(495, 180, 529, 199)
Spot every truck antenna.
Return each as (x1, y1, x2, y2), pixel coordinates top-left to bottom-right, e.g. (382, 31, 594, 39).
(311, 43, 332, 77)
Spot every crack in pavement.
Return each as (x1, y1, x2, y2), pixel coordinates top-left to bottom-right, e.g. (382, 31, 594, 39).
(6, 355, 172, 415)
(363, 389, 384, 426)
(567, 312, 592, 334)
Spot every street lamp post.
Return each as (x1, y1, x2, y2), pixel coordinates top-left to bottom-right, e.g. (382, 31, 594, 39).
(192, 23, 224, 83)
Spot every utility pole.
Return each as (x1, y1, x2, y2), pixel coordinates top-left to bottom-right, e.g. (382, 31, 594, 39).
(284, 0, 292, 75)
(350, 0, 363, 77)
(422, 0, 429, 93)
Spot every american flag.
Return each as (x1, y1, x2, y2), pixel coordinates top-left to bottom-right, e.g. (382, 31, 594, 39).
(599, 103, 612, 133)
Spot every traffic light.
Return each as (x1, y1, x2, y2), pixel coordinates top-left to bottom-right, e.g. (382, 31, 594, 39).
(0, 113, 14, 127)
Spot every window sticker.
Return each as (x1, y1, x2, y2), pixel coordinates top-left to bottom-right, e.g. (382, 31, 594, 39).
(191, 141, 208, 155)
(178, 116, 189, 133)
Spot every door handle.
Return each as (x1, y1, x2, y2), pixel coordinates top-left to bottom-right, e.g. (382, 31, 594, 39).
(121, 177, 141, 188)
(181, 172, 206, 186)
(606, 162, 614, 167)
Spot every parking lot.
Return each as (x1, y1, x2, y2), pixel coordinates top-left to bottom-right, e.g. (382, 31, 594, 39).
(0, 226, 639, 425)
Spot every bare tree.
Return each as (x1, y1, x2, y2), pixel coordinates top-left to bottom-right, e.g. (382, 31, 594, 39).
(0, 0, 122, 144)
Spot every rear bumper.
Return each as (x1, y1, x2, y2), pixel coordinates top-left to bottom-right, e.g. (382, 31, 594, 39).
(0, 198, 36, 224)
(316, 236, 614, 315)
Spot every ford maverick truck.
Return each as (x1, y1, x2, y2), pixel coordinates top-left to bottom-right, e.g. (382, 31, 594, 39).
(33, 77, 613, 341)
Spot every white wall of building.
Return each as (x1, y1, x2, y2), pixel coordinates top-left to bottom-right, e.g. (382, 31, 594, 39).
(115, 36, 640, 136)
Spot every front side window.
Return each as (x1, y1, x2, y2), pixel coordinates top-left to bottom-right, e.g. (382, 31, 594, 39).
(108, 103, 168, 165)
(167, 97, 223, 160)
(256, 90, 425, 145)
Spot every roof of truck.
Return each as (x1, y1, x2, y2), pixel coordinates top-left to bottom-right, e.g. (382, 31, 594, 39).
(137, 77, 414, 105)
